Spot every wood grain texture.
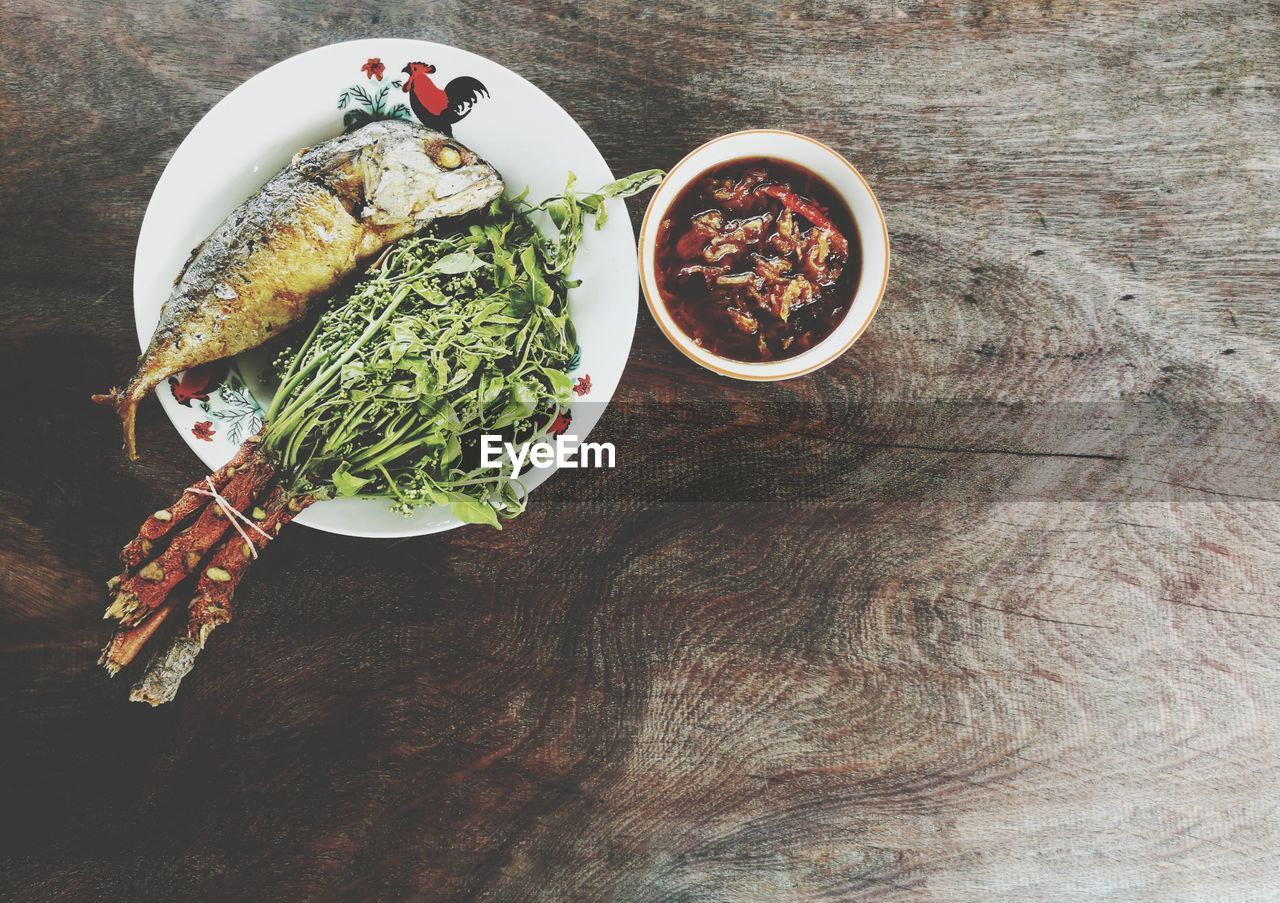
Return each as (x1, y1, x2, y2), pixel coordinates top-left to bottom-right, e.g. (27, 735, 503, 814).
(1, 1, 1278, 900)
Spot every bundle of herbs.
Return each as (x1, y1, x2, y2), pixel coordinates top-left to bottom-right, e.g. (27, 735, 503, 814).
(102, 170, 662, 704)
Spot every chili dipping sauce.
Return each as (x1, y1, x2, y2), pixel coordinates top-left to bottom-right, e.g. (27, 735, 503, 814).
(655, 158, 859, 362)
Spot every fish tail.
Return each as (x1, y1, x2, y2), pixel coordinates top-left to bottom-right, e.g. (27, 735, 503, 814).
(92, 384, 144, 462)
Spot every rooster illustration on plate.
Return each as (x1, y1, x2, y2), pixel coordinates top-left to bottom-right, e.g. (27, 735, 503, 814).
(400, 62, 488, 135)
(338, 57, 488, 134)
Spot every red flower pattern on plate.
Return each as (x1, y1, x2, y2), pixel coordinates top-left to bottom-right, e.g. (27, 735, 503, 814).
(361, 57, 385, 81)
(168, 361, 226, 407)
(573, 374, 592, 396)
(548, 410, 572, 436)
(192, 420, 216, 442)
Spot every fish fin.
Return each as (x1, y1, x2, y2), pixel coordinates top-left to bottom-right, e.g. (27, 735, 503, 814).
(119, 395, 140, 462)
(92, 386, 141, 461)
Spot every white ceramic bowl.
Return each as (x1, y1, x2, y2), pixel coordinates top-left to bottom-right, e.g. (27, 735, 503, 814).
(638, 130, 889, 380)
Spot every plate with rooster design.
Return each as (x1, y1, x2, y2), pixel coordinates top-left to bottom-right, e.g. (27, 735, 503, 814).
(133, 39, 637, 538)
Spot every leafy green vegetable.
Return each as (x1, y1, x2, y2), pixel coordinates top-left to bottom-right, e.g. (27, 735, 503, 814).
(261, 171, 660, 526)
(431, 248, 486, 274)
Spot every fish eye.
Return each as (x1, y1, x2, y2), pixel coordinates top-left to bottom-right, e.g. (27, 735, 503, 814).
(435, 145, 463, 169)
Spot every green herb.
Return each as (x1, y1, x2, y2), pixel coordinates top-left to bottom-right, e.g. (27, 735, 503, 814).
(261, 171, 661, 527)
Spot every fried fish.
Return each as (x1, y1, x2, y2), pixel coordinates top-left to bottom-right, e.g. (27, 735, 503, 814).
(95, 120, 504, 459)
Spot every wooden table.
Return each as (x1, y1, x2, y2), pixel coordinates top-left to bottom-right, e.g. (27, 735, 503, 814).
(2, 2, 1277, 899)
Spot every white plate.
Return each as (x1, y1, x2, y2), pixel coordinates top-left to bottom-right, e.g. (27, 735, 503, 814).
(134, 39, 636, 538)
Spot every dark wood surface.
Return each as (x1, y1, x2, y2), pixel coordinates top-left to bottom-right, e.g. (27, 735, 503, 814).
(2, 2, 1278, 900)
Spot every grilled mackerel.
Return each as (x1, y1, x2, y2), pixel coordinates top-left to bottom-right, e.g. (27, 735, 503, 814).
(95, 120, 503, 459)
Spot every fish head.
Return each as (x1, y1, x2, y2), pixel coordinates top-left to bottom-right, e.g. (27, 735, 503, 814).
(358, 122, 504, 227)
(292, 121, 504, 230)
